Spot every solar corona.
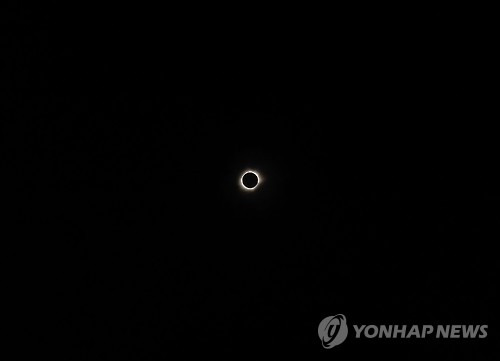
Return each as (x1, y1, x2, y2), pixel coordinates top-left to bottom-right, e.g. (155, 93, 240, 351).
(240, 170, 260, 191)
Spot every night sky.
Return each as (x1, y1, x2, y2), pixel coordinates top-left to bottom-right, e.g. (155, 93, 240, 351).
(5, 12, 497, 359)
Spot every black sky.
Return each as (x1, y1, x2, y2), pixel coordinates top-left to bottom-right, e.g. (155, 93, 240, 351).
(5, 12, 498, 359)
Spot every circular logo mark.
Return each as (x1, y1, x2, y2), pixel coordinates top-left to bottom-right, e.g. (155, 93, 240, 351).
(318, 314, 348, 349)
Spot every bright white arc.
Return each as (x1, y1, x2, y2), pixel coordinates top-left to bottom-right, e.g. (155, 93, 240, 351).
(240, 171, 260, 191)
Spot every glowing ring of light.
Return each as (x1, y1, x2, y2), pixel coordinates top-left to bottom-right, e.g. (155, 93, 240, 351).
(240, 170, 260, 191)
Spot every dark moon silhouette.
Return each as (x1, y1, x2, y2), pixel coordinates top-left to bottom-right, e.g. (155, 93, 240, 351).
(242, 172, 258, 189)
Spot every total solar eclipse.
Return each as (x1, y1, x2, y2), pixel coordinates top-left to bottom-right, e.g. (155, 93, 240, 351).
(240, 171, 260, 191)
